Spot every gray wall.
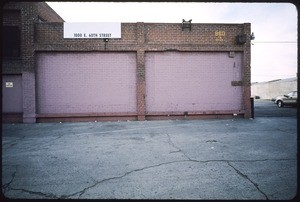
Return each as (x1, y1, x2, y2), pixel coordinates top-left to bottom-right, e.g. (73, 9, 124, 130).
(251, 77, 297, 99)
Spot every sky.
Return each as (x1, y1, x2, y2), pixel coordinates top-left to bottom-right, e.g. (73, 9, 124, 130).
(46, 2, 298, 83)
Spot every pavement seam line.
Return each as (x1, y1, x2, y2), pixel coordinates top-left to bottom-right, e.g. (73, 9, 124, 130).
(227, 161, 269, 200)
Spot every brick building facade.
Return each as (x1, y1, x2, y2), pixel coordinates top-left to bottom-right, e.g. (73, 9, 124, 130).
(2, 2, 252, 123)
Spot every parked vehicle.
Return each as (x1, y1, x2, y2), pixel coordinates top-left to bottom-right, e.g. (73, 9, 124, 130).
(272, 91, 297, 107)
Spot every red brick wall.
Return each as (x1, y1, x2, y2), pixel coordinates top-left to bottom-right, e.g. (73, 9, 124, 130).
(2, 9, 22, 74)
(145, 23, 243, 45)
(34, 2, 64, 22)
(2, 9, 21, 26)
(2, 2, 64, 74)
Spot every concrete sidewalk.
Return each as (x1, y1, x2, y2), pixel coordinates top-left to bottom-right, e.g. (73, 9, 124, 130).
(2, 117, 297, 200)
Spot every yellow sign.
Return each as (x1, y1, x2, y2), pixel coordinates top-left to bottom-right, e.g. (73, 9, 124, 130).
(215, 30, 226, 42)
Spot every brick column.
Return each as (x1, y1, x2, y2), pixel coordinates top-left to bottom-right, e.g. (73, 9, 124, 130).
(21, 4, 36, 123)
(242, 23, 252, 119)
(136, 50, 146, 121)
(22, 71, 36, 123)
(136, 22, 146, 121)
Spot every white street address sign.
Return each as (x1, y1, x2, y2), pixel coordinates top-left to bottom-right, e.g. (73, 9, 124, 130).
(64, 22, 121, 38)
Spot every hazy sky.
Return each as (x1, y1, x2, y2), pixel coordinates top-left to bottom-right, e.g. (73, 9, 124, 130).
(47, 2, 298, 82)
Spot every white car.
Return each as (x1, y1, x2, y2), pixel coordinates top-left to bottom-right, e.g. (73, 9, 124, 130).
(273, 91, 297, 108)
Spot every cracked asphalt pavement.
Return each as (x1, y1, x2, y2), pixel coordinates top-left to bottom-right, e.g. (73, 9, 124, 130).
(2, 103, 297, 199)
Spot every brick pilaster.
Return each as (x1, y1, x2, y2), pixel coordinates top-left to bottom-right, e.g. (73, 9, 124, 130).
(242, 23, 252, 119)
(21, 4, 36, 123)
(136, 22, 146, 121)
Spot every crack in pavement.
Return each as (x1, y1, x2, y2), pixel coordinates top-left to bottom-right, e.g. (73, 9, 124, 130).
(61, 157, 293, 199)
(9, 188, 59, 199)
(165, 133, 194, 161)
(60, 156, 295, 199)
(159, 133, 292, 200)
(2, 165, 59, 199)
(15, 133, 70, 153)
(3, 129, 295, 200)
(163, 134, 297, 164)
(41, 133, 67, 147)
(227, 162, 269, 200)
(276, 128, 296, 135)
(3, 158, 294, 199)
(2, 136, 26, 149)
(2, 167, 17, 194)
(60, 159, 190, 199)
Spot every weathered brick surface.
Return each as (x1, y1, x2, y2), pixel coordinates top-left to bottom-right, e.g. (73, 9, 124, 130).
(242, 23, 252, 118)
(2, 75, 23, 113)
(2, 9, 22, 74)
(34, 2, 64, 22)
(145, 52, 243, 112)
(36, 52, 137, 114)
(2, 2, 252, 122)
(145, 23, 243, 45)
(2, 9, 21, 27)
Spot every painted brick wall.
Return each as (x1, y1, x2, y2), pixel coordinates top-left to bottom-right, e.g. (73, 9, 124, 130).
(145, 52, 243, 112)
(36, 52, 137, 114)
(3, 2, 252, 122)
(3, 2, 65, 122)
(2, 75, 23, 113)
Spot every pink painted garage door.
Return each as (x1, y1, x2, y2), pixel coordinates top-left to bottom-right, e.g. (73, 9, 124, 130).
(36, 52, 136, 114)
(145, 52, 243, 112)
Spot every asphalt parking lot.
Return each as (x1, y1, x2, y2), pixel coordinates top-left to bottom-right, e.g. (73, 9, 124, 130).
(254, 99, 297, 118)
(2, 100, 298, 200)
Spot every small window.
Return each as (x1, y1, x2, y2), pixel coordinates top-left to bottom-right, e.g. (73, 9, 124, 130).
(2, 26, 21, 58)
